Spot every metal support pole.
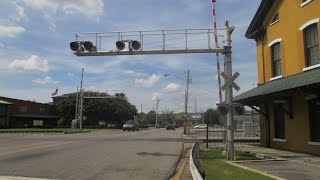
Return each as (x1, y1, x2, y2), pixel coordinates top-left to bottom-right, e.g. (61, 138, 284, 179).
(156, 97, 159, 128)
(224, 21, 235, 160)
(184, 70, 190, 134)
(79, 68, 84, 130)
(75, 86, 79, 119)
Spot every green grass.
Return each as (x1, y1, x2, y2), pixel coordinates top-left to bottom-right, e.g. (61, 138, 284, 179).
(200, 148, 272, 180)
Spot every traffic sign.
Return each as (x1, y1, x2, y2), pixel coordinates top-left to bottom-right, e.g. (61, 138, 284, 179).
(221, 72, 240, 91)
(228, 124, 236, 131)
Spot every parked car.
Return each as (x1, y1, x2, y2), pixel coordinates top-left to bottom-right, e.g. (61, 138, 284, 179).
(123, 120, 139, 131)
(166, 124, 175, 130)
(194, 124, 207, 129)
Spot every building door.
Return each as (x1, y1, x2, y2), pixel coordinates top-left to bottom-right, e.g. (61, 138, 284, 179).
(309, 98, 320, 142)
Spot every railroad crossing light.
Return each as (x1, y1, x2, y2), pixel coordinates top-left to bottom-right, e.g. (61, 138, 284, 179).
(70, 41, 84, 52)
(116, 41, 125, 50)
(131, 40, 141, 50)
(217, 103, 229, 115)
(70, 41, 96, 52)
(83, 41, 93, 51)
(234, 103, 245, 115)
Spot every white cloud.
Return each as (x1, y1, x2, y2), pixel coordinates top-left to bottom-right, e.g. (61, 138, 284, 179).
(67, 72, 75, 77)
(123, 70, 145, 77)
(135, 74, 160, 88)
(12, 2, 27, 22)
(0, 42, 5, 48)
(9, 55, 49, 72)
(23, 0, 104, 21)
(152, 92, 162, 100)
(163, 83, 181, 93)
(0, 25, 25, 38)
(32, 76, 58, 85)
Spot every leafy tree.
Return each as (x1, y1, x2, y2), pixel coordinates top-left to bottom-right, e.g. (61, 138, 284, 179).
(145, 110, 156, 125)
(56, 91, 137, 128)
(204, 108, 220, 125)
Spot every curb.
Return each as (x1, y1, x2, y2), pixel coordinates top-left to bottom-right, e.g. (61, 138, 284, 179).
(166, 141, 185, 180)
(63, 130, 91, 134)
(189, 143, 204, 180)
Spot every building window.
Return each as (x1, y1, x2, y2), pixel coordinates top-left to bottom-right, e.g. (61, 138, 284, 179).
(274, 104, 285, 139)
(0, 105, 6, 115)
(271, 42, 281, 77)
(309, 98, 320, 142)
(304, 24, 319, 67)
(20, 106, 28, 113)
(40, 107, 45, 113)
(270, 13, 279, 26)
(301, 0, 313, 7)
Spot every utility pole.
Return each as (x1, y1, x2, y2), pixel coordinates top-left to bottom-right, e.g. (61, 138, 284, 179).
(141, 104, 142, 113)
(184, 69, 190, 134)
(75, 86, 79, 120)
(195, 98, 197, 124)
(79, 68, 84, 130)
(224, 21, 235, 160)
(155, 97, 160, 128)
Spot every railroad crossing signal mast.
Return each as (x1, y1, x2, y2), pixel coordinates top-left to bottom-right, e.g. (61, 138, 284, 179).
(69, 20, 237, 161)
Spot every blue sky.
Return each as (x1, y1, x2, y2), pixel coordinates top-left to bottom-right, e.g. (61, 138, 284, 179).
(0, 0, 261, 113)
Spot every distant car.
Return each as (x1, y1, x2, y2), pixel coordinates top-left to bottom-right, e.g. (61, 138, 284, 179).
(123, 120, 139, 131)
(194, 124, 207, 129)
(166, 124, 175, 130)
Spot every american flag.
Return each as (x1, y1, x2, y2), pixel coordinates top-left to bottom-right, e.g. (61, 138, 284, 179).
(52, 88, 58, 96)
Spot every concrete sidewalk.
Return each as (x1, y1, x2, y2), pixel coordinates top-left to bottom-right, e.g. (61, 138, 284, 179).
(234, 144, 320, 180)
(181, 131, 320, 180)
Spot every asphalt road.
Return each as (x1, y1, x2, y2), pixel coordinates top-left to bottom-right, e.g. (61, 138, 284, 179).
(0, 128, 183, 180)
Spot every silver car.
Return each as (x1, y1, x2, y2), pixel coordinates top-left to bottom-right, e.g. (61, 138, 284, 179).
(123, 120, 139, 131)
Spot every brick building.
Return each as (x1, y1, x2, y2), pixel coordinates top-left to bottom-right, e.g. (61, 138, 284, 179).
(0, 96, 60, 128)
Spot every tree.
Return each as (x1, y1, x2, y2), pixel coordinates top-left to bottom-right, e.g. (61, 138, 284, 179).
(56, 91, 137, 128)
(204, 108, 220, 125)
(145, 110, 156, 125)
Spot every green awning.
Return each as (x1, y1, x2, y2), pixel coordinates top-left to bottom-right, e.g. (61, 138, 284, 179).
(234, 68, 320, 104)
(0, 100, 12, 105)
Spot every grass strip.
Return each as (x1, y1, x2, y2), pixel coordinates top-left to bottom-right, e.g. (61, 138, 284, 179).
(200, 148, 272, 180)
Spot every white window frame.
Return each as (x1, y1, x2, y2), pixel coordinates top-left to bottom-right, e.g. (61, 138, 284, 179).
(308, 141, 320, 146)
(299, 18, 319, 31)
(270, 75, 282, 81)
(303, 64, 320, 71)
(301, 0, 313, 8)
(268, 38, 282, 47)
(270, 19, 279, 27)
(273, 138, 286, 142)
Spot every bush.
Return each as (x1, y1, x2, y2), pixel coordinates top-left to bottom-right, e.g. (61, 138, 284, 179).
(57, 117, 66, 127)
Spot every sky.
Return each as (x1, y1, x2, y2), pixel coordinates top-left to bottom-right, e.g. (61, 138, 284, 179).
(0, 0, 261, 113)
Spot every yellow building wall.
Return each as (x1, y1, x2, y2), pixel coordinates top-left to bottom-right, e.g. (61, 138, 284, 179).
(256, 0, 320, 84)
(268, 93, 320, 155)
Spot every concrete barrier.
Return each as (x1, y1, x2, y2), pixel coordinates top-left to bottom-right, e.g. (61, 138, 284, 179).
(189, 143, 203, 180)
